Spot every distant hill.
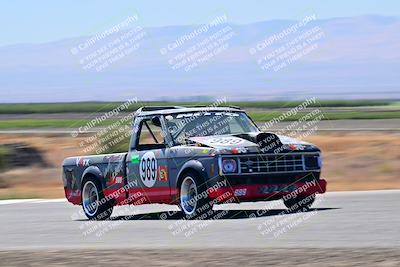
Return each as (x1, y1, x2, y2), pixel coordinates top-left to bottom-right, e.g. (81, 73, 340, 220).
(0, 15, 399, 102)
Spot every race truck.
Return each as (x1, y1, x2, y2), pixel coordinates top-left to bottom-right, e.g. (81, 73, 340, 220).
(62, 106, 327, 220)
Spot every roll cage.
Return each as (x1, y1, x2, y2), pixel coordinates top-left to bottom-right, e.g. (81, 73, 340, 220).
(129, 106, 256, 151)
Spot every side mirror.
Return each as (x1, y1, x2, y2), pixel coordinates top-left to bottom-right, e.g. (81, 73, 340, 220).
(151, 116, 162, 127)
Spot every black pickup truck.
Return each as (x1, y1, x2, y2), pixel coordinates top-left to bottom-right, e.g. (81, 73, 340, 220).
(62, 106, 326, 220)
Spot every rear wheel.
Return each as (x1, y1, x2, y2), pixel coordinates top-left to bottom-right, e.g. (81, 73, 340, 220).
(178, 172, 212, 219)
(283, 194, 315, 212)
(82, 178, 113, 220)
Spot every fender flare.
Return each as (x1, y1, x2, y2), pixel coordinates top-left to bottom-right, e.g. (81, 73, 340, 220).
(81, 166, 105, 189)
(176, 159, 209, 189)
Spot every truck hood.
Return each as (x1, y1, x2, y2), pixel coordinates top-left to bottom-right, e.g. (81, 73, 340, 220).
(188, 132, 317, 153)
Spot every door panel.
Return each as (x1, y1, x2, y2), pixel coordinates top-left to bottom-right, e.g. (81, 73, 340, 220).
(126, 148, 172, 204)
(126, 115, 174, 204)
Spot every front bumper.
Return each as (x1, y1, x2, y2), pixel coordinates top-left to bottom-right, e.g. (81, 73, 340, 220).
(208, 179, 327, 201)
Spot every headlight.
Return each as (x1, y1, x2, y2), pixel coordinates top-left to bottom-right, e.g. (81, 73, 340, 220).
(221, 158, 238, 174)
(317, 154, 323, 168)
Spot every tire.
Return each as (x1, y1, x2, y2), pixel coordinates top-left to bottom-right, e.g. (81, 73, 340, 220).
(81, 177, 113, 220)
(178, 171, 213, 219)
(283, 194, 316, 212)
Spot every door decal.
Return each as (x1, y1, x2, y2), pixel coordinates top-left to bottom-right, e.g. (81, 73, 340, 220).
(139, 151, 158, 187)
(158, 165, 168, 181)
(131, 154, 140, 164)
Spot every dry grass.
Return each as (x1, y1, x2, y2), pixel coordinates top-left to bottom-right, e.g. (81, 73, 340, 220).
(305, 132, 400, 191)
(0, 134, 86, 199)
(0, 132, 399, 199)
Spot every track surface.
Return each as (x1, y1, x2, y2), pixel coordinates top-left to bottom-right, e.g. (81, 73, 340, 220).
(1, 190, 400, 250)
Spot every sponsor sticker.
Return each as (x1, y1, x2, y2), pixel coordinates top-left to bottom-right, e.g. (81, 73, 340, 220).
(234, 188, 247, 197)
(289, 144, 297, 150)
(231, 147, 247, 154)
(288, 144, 307, 150)
(158, 165, 168, 181)
(76, 157, 90, 167)
(115, 176, 123, 184)
(296, 144, 306, 150)
(131, 154, 140, 164)
(110, 176, 124, 184)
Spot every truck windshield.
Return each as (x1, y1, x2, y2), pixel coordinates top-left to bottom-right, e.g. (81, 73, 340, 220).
(164, 111, 259, 144)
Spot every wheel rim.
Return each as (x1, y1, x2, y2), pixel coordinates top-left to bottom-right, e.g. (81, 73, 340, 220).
(180, 176, 198, 215)
(82, 181, 99, 216)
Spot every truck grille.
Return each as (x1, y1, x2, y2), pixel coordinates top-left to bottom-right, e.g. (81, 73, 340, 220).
(235, 153, 320, 174)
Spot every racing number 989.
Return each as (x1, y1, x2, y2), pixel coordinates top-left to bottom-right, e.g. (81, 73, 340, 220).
(141, 158, 156, 181)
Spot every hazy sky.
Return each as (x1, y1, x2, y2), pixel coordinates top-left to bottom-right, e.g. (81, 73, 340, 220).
(1, 0, 400, 46)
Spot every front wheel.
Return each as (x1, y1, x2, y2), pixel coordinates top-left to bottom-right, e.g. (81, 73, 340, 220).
(178, 172, 212, 219)
(283, 194, 316, 212)
(81, 178, 113, 220)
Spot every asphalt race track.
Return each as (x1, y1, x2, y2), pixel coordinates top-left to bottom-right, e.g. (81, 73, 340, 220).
(1, 190, 400, 266)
